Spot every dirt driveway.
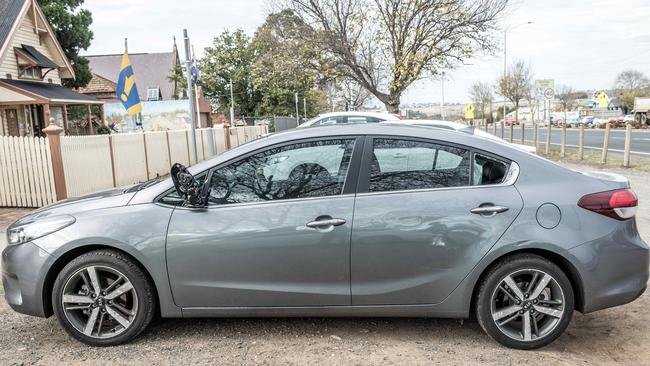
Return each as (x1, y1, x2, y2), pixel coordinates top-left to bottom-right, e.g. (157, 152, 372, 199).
(1, 163, 649, 365)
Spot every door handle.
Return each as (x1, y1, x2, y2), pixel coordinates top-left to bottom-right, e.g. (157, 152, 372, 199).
(470, 205, 509, 216)
(305, 218, 346, 229)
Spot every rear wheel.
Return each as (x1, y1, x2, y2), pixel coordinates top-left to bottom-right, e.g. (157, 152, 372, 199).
(475, 254, 574, 349)
(52, 250, 155, 346)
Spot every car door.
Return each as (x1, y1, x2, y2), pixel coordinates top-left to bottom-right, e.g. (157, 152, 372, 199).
(165, 136, 363, 307)
(351, 136, 523, 305)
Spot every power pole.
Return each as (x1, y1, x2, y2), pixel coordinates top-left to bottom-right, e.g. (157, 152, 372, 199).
(441, 71, 446, 120)
(295, 92, 299, 124)
(303, 97, 307, 119)
(229, 78, 235, 125)
(183, 29, 198, 164)
(503, 30, 507, 123)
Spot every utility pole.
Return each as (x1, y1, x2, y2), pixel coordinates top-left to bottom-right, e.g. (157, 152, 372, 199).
(503, 30, 507, 124)
(303, 97, 307, 119)
(229, 78, 235, 125)
(183, 29, 198, 164)
(441, 71, 446, 120)
(295, 92, 299, 124)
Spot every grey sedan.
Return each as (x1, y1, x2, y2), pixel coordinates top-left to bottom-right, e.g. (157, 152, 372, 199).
(3, 124, 648, 349)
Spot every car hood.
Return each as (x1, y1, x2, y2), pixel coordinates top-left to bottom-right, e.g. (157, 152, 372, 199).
(16, 186, 137, 223)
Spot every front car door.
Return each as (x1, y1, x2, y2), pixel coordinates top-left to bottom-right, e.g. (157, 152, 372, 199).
(165, 136, 363, 307)
(351, 136, 523, 305)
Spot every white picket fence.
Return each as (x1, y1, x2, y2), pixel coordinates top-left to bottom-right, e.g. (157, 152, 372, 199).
(0, 135, 57, 207)
(1, 126, 268, 207)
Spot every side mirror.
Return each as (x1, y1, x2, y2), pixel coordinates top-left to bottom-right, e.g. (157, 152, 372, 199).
(170, 163, 212, 208)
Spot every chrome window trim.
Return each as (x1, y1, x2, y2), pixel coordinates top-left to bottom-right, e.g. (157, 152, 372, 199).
(169, 193, 356, 211)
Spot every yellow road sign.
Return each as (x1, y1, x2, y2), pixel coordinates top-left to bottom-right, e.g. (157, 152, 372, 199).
(464, 104, 474, 119)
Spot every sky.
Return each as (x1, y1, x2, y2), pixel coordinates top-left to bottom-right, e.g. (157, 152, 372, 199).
(84, 0, 650, 106)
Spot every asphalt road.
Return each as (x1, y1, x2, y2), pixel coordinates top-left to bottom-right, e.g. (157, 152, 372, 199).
(491, 126, 650, 156)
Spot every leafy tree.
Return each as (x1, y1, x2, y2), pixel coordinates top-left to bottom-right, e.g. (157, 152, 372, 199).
(200, 30, 259, 118)
(167, 62, 187, 100)
(38, 0, 93, 88)
(250, 10, 328, 117)
(498, 60, 533, 123)
(469, 81, 493, 123)
(287, 0, 508, 113)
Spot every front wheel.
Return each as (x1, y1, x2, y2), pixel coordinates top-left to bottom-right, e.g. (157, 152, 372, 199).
(475, 254, 574, 349)
(52, 250, 155, 346)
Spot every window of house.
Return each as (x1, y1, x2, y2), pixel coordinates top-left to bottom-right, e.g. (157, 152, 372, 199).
(20, 66, 42, 80)
(369, 138, 471, 192)
(203, 139, 356, 205)
(147, 87, 161, 101)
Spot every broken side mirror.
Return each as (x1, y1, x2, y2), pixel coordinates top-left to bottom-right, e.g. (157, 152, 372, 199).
(170, 163, 212, 208)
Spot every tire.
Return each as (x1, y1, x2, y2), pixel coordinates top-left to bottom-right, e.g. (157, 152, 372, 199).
(475, 254, 574, 350)
(52, 250, 155, 346)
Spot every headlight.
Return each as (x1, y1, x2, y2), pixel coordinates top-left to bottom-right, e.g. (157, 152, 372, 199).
(7, 215, 75, 246)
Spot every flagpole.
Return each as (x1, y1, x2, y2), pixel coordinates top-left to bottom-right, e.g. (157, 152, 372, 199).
(183, 29, 199, 164)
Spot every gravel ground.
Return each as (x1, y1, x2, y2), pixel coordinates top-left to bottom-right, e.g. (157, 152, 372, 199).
(0, 163, 649, 365)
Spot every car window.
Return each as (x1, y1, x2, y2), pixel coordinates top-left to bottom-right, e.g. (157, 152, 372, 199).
(205, 139, 355, 205)
(317, 116, 344, 125)
(347, 116, 381, 124)
(473, 154, 509, 185)
(369, 138, 470, 192)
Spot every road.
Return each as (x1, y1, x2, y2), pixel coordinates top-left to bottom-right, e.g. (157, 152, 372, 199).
(490, 126, 650, 156)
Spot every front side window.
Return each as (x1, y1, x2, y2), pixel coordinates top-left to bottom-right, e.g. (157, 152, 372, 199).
(369, 138, 470, 192)
(206, 139, 355, 205)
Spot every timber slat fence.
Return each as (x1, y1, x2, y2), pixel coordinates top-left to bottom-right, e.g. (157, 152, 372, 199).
(0, 125, 267, 208)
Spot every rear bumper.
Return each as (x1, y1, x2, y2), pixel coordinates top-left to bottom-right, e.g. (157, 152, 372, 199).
(569, 226, 649, 313)
(2, 242, 50, 317)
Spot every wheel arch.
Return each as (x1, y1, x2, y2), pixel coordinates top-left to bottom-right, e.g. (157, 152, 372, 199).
(42, 244, 160, 318)
(470, 248, 585, 314)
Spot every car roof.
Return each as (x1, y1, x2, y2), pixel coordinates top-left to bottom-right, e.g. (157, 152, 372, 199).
(314, 111, 399, 119)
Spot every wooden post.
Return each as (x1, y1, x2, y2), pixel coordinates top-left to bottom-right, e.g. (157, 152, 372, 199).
(520, 123, 525, 145)
(561, 123, 567, 157)
(623, 123, 632, 167)
(87, 105, 94, 135)
(500, 122, 504, 139)
(509, 123, 514, 143)
(493, 121, 497, 135)
(579, 123, 585, 160)
(99, 104, 106, 126)
(224, 124, 232, 150)
(62, 104, 68, 133)
(142, 131, 150, 179)
(165, 130, 173, 169)
(533, 123, 538, 150)
(43, 119, 66, 200)
(107, 135, 117, 187)
(545, 122, 552, 155)
(601, 122, 611, 164)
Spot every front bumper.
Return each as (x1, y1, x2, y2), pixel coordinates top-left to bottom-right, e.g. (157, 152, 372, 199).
(570, 226, 649, 313)
(2, 242, 51, 317)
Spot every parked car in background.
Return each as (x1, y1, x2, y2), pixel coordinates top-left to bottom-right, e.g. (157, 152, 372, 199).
(4, 124, 647, 350)
(503, 118, 520, 126)
(608, 116, 624, 128)
(567, 118, 581, 127)
(297, 112, 400, 128)
(384, 120, 537, 154)
(581, 116, 595, 126)
(623, 114, 635, 123)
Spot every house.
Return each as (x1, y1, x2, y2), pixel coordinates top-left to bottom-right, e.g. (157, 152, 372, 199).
(0, 0, 103, 136)
(79, 38, 212, 127)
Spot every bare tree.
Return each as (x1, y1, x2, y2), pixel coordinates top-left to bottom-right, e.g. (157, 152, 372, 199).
(614, 69, 650, 91)
(285, 0, 508, 113)
(556, 85, 576, 124)
(469, 81, 493, 123)
(498, 60, 533, 123)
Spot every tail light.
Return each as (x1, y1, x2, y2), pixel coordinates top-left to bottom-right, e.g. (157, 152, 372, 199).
(578, 189, 638, 220)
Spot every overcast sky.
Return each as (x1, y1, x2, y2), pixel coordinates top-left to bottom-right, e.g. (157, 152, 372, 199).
(84, 0, 650, 106)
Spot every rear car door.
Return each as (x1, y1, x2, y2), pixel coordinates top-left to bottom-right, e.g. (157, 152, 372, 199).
(165, 136, 363, 307)
(351, 136, 523, 305)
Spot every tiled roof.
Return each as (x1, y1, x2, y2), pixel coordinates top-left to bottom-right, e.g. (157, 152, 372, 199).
(78, 72, 116, 95)
(84, 52, 178, 101)
(0, 0, 25, 51)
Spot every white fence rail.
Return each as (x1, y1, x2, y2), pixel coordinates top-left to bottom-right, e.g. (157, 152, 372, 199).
(0, 135, 56, 207)
(0, 125, 268, 207)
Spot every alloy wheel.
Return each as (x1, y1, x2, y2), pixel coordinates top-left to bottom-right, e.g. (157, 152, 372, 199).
(61, 265, 139, 339)
(490, 269, 565, 342)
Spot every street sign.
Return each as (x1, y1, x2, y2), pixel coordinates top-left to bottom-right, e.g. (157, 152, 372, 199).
(464, 104, 474, 119)
(544, 88, 555, 100)
(535, 79, 555, 89)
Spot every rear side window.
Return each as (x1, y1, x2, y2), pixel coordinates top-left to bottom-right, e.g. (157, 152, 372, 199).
(473, 154, 508, 185)
(369, 138, 471, 192)
(347, 116, 382, 124)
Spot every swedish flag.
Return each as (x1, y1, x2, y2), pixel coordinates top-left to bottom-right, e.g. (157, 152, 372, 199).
(116, 51, 142, 115)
